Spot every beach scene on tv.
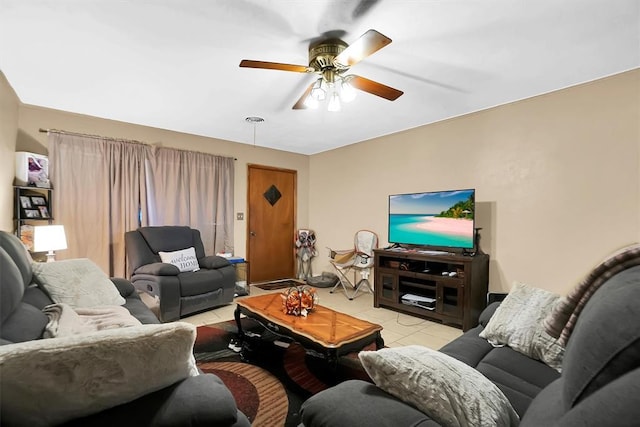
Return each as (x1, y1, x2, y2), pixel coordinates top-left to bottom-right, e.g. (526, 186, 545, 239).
(389, 189, 475, 248)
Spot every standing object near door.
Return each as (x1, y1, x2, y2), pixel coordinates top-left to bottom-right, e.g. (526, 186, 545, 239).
(296, 229, 318, 280)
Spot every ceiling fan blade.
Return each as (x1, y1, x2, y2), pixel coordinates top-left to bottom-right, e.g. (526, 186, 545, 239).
(292, 82, 315, 110)
(334, 29, 392, 68)
(240, 60, 312, 73)
(349, 75, 403, 101)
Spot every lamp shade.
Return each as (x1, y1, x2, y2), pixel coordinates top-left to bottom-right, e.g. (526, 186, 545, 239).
(33, 225, 68, 252)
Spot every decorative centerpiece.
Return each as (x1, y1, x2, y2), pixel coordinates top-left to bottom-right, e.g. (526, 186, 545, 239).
(281, 285, 318, 317)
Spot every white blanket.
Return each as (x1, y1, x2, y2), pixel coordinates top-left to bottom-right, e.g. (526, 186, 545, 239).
(43, 303, 142, 338)
(1, 322, 198, 427)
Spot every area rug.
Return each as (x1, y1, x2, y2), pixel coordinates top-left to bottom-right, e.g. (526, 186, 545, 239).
(194, 318, 373, 427)
(253, 279, 306, 291)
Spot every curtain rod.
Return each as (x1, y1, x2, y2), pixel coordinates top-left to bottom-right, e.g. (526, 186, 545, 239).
(39, 128, 237, 160)
(39, 128, 147, 145)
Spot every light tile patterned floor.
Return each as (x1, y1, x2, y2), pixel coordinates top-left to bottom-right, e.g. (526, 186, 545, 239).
(176, 284, 463, 350)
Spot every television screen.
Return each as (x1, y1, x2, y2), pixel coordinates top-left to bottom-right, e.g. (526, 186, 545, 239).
(388, 189, 475, 249)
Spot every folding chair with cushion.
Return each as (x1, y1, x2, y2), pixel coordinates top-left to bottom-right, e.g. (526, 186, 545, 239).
(328, 230, 378, 300)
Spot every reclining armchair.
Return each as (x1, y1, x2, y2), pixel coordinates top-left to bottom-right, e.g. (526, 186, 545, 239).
(125, 226, 236, 322)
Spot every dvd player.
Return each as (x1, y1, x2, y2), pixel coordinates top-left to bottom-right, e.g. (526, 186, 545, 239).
(401, 300, 435, 310)
(401, 293, 436, 310)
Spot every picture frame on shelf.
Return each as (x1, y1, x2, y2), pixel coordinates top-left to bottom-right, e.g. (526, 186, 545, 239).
(30, 196, 47, 206)
(38, 206, 50, 218)
(24, 209, 41, 219)
(20, 196, 32, 209)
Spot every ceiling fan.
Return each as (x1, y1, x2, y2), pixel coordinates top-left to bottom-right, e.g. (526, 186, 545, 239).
(239, 29, 403, 111)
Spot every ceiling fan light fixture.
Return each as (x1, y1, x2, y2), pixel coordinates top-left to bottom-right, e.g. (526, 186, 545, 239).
(327, 92, 341, 112)
(340, 75, 357, 103)
(310, 78, 326, 101)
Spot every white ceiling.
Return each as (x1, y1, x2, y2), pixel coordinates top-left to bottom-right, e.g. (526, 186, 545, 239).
(1, 1, 638, 155)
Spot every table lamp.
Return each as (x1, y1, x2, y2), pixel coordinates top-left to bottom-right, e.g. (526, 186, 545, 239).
(33, 225, 67, 262)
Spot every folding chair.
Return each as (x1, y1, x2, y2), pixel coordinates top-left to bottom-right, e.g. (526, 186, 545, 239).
(328, 230, 378, 300)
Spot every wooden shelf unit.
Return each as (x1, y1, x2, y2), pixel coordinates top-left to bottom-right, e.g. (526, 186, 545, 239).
(373, 249, 489, 331)
(13, 185, 54, 251)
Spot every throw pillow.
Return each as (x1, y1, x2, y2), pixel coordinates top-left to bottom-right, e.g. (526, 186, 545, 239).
(159, 247, 200, 272)
(32, 258, 126, 307)
(0, 322, 199, 427)
(359, 346, 519, 427)
(479, 281, 564, 371)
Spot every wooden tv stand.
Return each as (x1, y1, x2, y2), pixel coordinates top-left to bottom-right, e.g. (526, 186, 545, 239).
(373, 249, 489, 331)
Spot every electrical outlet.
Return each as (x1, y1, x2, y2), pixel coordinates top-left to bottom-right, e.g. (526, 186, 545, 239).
(236, 212, 244, 220)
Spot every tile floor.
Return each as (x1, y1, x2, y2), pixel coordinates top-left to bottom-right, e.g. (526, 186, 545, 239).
(178, 284, 463, 350)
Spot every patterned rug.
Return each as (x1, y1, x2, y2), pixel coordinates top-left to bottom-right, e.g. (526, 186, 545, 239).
(194, 318, 373, 427)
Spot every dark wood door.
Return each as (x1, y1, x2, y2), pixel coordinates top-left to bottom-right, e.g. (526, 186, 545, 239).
(247, 164, 296, 282)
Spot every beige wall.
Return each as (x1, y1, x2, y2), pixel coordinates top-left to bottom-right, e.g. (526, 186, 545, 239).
(15, 106, 310, 258)
(0, 72, 20, 232)
(309, 69, 640, 295)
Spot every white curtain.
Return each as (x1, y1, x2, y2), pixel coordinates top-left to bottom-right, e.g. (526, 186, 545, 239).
(145, 147, 234, 255)
(49, 133, 149, 276)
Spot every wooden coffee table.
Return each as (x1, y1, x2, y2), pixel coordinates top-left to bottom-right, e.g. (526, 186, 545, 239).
(234, 293, 384, 367)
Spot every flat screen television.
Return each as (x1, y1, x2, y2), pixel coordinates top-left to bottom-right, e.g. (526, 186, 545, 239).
(388, 189, 475, 250)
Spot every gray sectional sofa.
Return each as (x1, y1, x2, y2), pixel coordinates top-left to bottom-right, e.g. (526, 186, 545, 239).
(301, 258, 640, 426)
(0, 230, 249, 427)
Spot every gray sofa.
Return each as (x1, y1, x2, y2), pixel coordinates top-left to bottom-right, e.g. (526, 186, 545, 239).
(301, 263, 640, 426)
(0, 230, 250, 427)
(125, 226, 236, 322)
